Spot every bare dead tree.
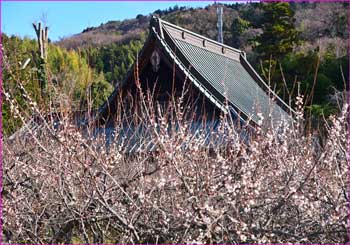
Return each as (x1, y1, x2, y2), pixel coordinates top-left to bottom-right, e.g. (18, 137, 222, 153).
(33, 22, 49, 60)
(33, 22, 49, 95)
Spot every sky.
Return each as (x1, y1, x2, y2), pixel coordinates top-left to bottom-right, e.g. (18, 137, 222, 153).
(1, 1, 238, 41)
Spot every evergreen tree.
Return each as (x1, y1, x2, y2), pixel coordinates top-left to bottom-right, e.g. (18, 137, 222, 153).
(254, 2, 299, 61)
(231, 17, 250, 48)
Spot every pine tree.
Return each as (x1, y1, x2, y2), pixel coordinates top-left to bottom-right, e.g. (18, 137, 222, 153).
(231, 17, 250, 49)
(254, 2, 299, 61)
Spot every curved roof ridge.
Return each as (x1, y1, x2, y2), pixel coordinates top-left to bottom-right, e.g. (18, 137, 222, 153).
(151, 16, 295, 117)
(95, 16, 295, 127)
(153, 16, 244, 55)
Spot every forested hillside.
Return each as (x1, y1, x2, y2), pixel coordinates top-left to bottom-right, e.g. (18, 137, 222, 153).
(57, 3, 348, 54)
(57, 2, 349, 114)
(2, 2, 349, 135)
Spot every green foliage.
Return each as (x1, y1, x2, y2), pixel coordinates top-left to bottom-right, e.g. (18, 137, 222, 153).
(231, 17, 250, 48)
(281, 51, 348, 96)
(46, 44, 112, 110)
(320, 52, 349, 91)
(238, 3, 263, 28)
(153, 5, 188, 17)
(304, 73, 333, 104)
(305, 103, 338, 118)
(81, 40, 143, 85)
(2, 34, 113, 136)
(251, 2, 347, 119)
(78, 72, 113, 110)
(280, 51, 319, 89)
(254, 3, 299, 60)
(2, 34, 41, 135)
(279, 50, 348, 118)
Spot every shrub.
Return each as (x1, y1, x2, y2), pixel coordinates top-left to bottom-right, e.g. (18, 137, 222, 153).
(2, 78, 349, 243)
